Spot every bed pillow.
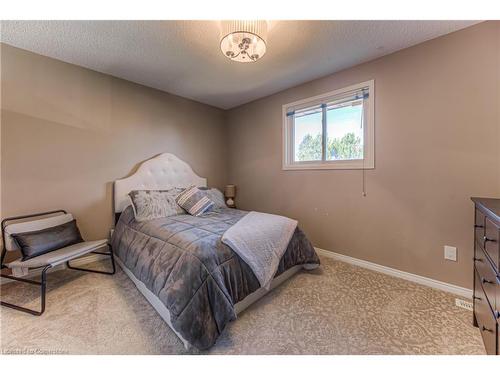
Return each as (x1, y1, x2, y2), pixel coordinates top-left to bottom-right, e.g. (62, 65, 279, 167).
(12, 219, 84, 261)
(176, 185, 214, 217)
(128, 189, 185, 222)
(199, 187, 227, 209)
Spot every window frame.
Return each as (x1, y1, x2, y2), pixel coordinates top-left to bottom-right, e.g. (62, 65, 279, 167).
(282, 80, 375, 170)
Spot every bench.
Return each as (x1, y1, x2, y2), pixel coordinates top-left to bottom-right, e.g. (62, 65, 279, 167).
(0, 210, 115, 315)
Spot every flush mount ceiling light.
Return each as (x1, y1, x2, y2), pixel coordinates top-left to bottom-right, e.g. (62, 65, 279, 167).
(220, 20, 267, 63)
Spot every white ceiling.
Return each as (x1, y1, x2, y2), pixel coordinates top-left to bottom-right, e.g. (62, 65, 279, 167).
(1, 20, 479, 109)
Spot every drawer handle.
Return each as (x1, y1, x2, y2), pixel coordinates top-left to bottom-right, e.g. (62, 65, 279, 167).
(482, 326, 494, 333)
(481, 277, 494, 285)
(474, 224, 484, 229)
(474, 296, 482, 301)
(473, 257, 483, 263)
(483, 236, 496, 243)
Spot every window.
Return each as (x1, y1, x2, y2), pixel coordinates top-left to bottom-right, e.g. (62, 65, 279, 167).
(282, 80, 374, 170)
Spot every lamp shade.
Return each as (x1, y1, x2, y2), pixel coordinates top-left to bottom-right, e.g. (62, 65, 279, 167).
(224, 185, 236, 198)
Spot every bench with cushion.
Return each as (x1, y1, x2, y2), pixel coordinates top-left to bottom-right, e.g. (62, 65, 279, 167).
(0, 210, 115, 315)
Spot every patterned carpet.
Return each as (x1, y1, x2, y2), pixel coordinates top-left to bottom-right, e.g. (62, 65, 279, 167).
(0, 255, 485, 355)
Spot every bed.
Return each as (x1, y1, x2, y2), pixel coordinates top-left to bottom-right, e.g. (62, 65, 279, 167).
(111, 153, 320, 350)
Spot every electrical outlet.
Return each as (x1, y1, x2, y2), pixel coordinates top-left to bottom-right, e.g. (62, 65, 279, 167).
(444, 245, 457, 261)
(455, 298, 473, 311)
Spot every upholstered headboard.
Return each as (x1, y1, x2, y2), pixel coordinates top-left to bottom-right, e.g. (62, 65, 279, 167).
(114, 153, 207, 215)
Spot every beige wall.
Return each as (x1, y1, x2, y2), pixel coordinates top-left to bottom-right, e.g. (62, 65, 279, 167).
(1, 43, 227, 241)
(1, 22, 499, 288)
(226, 21, 500, 288)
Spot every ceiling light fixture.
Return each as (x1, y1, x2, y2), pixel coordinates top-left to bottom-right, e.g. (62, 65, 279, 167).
(220, 20, 267, 63)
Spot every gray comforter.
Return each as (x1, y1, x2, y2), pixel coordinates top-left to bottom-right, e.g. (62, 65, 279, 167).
(111, 206, 320, 350)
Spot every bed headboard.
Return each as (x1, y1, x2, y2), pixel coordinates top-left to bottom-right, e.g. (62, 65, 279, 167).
(114, 153, 207, 215)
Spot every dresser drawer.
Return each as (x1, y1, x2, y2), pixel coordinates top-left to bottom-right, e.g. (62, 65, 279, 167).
(475, 246, 498, 311)
(474, 268, 498, 355)
(475, 209, 486, 246)
(484, 217, 499, 271)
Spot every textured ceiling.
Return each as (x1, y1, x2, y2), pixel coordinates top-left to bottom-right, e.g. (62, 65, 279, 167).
(1, 20, 479, 109)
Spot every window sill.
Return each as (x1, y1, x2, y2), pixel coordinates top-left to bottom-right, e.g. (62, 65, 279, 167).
(282, 160, 374, 170)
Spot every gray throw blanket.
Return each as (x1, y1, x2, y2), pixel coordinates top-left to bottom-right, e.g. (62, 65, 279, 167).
(222, 211, 298, 290)
(112, 206, 320, 350)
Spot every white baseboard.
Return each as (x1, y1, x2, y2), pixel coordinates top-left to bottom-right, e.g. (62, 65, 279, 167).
(3, 246, 471, 299)
(0, 254, 108, 284)
(315, 248, 472, 299)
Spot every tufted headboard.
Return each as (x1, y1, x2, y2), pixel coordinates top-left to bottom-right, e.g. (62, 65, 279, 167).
(114, 153, 207, 216)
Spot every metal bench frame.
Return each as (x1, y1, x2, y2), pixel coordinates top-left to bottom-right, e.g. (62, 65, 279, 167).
(0, 210, 115, 316)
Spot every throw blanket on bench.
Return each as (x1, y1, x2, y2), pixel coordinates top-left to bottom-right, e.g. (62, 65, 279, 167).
(222, 211, 298, 290)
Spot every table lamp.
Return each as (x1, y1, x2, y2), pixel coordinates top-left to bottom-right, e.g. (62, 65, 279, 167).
(224, 185, 236, 208)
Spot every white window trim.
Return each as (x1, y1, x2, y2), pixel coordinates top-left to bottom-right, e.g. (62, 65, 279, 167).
(282, 80, 375, 170)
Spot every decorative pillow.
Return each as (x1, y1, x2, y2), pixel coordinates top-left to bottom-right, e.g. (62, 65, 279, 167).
(199, 187, 227, 209)
(12, 219, 84, 261)
(128, 189, 185, 222)
(176, 185, 214, 217)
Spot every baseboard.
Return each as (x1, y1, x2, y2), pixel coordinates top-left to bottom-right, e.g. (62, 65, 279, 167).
(3, 246, 471, 299)
(0, 254, 108, 285)
(315, 247, 472, 299)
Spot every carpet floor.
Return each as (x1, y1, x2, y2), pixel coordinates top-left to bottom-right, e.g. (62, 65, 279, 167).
(0, 255, 485, 355)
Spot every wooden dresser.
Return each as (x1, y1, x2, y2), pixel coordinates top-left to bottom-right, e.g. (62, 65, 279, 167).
(472, 197, 500, 355)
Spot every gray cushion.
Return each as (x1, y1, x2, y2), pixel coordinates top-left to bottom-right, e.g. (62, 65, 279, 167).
(12, 219, 83, 261)
(199, 187, 227, 209)
(4, 213, 74, 252)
